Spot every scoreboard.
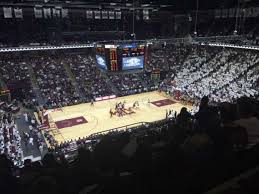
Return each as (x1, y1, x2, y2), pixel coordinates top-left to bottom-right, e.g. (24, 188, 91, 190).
(109, 48, 118, 71)
(95, 43, 146, 72)
(122, 47, 145, 57)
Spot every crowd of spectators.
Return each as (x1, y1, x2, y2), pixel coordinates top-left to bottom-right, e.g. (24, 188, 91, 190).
(147, 45, 191, 73)
(31, 55, 81, 108)
(0, 101, 23, 167)
(1, 95, 259, 194)
(148, 48, 171, 71)
(68, 54, 114, 101)
(0, 44, 259, 194)
(172, 46, 218, 89)
(166, 47, 259, 103)
(139, 72, 159, 91)
(0, 52, 160, 108)
(0, 54, 37, 107)
(109, 72, 154, 96)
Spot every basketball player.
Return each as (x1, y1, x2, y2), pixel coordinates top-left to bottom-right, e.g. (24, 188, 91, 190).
(110, 108, 113, 118)
(135, 101, 139, 108)
(90, 99, 94, 106)
(133, 101, 136, 109)
(148, 98, 151, 106)
(118, 108, 123, 117)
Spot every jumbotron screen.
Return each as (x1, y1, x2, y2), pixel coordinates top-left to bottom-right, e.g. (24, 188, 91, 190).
(122, 56, 144, 70)
(96, 55, 107, 70)
(95, 43, 146, 71)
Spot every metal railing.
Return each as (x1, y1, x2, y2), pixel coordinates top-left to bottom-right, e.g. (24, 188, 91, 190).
(0, 44, 94, 53)
(88, 122, 148, 138)
(88, 119, 167, 139)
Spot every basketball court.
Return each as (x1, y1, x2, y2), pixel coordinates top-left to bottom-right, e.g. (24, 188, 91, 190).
(44, 91, 193, 145)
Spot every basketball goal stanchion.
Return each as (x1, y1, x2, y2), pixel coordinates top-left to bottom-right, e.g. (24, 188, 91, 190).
(48, 114, 66, 144)
(87, 121, 150, 140)
(41, 110, 65, 146)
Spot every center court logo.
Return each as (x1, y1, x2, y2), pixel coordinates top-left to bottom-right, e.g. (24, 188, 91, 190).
(55, 116, 88, 129)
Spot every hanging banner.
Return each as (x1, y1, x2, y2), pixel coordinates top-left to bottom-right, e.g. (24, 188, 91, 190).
(14, 8, 23, 19)
(102, 11, 108, 19)
(143, 9, 149, 20)
(215, 9, 221, 18)
(116, 11, 121, 20)
(250, 7, 258, 17)
(3, 7, 12, 18)
(94, 10, 101, 19)
(34, 7, 43, 18)
(52, 8, 61, 18)
(244, 8, 251, 18)
(62, 9, 69, 18)
(86, 10, 93, 19)
(254, 7, 259, 17)
(135, 10, 140, 21)
(43, 8, 51, 19)
(109, 11, 115, 19)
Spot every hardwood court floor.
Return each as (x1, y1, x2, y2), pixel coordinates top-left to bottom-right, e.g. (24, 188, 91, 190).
(47, 91, 193, 144)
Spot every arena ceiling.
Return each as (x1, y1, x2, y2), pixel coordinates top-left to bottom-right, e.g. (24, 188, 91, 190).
(1, 0, 259, 11)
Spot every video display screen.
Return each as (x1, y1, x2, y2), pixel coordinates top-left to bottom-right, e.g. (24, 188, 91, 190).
(122, 56, 144, 70)
(120, 43, 137, 49)
(96, 55, 107, 70)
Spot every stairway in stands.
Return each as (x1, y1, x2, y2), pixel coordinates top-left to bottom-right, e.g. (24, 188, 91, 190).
(0, 74, 7, 90)
(102, 72, 121, 96)
(49, 122, 62, 136)
(191, 49, 238, 86)
(137, 71, 155, 91)
(62, 62, 87, 100)
(15, 111, 43, 163)
(27, 64, 46, 105)
(214, 61, 259, 94)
